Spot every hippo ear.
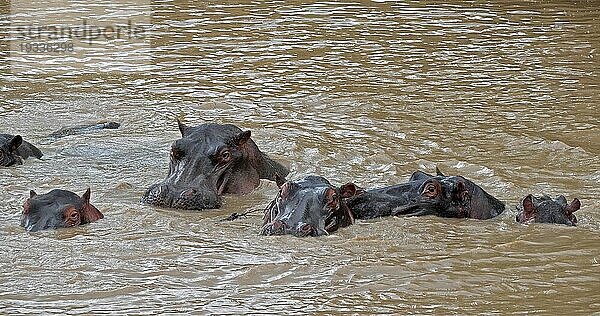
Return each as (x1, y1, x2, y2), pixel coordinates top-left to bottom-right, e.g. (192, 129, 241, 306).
(232, 131, 251, 147)
(29, 190, 37, 198)
(82, 188, 91, 204)
(435, 166, 445, 177)
(340, 183, 363, 198)
(177, 119, 188, 136)
(565, 198, 581, 215)
(80, 205, 104, 224)
(9, 135, 23, 153)
(275, 174, 286, 188)
(79, 188, 104, 224)
(279, 181, 297, 199)
(522, 195, 536, 217)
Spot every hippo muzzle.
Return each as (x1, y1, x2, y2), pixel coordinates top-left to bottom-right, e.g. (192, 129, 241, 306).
(142, 182, 222, 210)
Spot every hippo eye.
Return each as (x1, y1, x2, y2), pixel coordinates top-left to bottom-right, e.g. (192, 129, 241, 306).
(221, 150, 231, 161)
(64, 208, 80, 226)
(422, 183, 438, 198)
(324, 189, 339, 210)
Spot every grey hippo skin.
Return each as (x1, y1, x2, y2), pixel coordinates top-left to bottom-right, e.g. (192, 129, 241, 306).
(0, 134, 43, 167)
(142, 121, 289, 210)
(346, 168, 505, 220)
(516, 194, 580, 226)
(21, 188, 104, 232)
(48, 121, 120, 139)
(261, 176, 359, 237)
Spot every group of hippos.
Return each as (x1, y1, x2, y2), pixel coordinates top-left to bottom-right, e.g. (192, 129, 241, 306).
(2, 120, 582, 236)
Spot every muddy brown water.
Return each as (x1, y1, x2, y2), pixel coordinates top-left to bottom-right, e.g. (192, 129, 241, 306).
(1, 1, 599, 314)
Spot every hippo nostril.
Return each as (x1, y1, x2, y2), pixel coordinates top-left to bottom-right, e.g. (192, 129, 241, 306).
(180, 188, 197, 199)
(298, 223, 315, 236)
(272, 220, 286, 232)
(299, 223, 312, 232)
(261, 220, 287, 236)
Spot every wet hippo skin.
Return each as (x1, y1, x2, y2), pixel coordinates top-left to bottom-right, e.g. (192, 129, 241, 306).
(142, 120, 289, 210)
(346, 168, 505, 220)
(21, 188, 104, 232)
(261, 175, 358, 237)
(516, 194, 580, 226)
(0, 134, 43, 167)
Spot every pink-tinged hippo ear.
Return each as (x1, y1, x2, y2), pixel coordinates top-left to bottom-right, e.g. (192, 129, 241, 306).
(275, 174, 286, 188)
(233, 131, 251, 147)
(82, 188, 91, 203)
(9, 135, 23, 153)
(340, 183, 363, 198)
(80, 188, 104, 224)
(522, 195, 535, 217)
(279, 181, 294, 199)
(177, 119, 188, 136)
(565, 198, 581, 215)
(29, 190, 37, 198)
(435, 166, 445, 177)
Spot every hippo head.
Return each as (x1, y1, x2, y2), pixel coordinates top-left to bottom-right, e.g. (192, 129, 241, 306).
(0, 135, 24, 167)
(392, 174, 506, 219)
(21, 188, 104, 232)
(348, 169, 505, 220)
(142, 121, 289, 210)
(516, 194, 580, 226)
(261, 176, 358, 237)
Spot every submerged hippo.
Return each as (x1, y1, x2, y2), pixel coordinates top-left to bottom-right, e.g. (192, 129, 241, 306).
(261, 176, 358, 237)
(47, 121, 120, 139)
(1, 121, 120, 167)
(516, 194, 580, 226)
(347, 168, 505, 220)
(142, 121, 289, 210)
(0, 134, 43, 167)
(21, 188, 104, 232)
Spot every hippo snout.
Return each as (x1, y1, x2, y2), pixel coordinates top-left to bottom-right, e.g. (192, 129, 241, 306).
(261, 220, 287, 236)
(142, 183, 221, 210)
(296, 223, 317, 237)
(261, 221, 323, 237)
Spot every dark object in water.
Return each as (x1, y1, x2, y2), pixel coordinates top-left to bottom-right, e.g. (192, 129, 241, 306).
(0, 134, 43, 167)
(516, 194, 580, 226)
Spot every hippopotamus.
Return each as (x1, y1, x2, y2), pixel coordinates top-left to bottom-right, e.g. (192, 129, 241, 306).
(261, 176, 358, 237)
(21, 188, 104, 232)
(516, 194, 580, 226)
(142, 121, 289, 210)
(47, 121, 120, 139)
(0, 134, 43, 166)
(346, 168, 505, 220)
(1, 122, 120, 167)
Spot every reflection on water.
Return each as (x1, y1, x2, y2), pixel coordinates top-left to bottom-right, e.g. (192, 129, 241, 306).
(1, 1, 599, 314)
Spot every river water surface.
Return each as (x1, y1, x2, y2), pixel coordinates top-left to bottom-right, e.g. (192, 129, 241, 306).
(1, 1, 599, 314)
